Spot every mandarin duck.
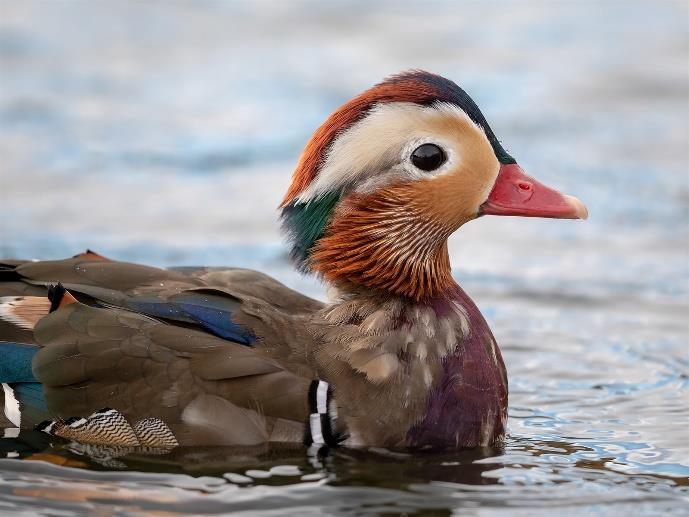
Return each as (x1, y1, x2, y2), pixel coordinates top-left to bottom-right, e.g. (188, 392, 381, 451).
(0, 71, 587, 450)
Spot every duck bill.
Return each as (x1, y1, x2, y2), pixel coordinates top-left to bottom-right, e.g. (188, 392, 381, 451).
(480, 163, 588, 219)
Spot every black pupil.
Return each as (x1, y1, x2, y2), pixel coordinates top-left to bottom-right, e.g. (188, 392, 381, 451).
(411, 144, 445, 171)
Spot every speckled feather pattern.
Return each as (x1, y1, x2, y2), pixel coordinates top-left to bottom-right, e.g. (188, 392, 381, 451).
(408, 286, 508, 448)
(309, 288, 506, 448)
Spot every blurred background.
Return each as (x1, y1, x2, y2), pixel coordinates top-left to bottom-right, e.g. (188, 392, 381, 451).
(2, 1, 687, 293)
(0, 0, 688, 512)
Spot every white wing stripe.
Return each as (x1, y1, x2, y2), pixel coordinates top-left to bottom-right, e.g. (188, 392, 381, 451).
(2, 383, 21, 427)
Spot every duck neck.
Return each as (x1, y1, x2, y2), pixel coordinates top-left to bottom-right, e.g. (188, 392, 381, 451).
(309, 192, 456, 301)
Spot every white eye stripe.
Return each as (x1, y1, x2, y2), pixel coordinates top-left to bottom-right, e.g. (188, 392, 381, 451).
(297, 102, 478, 203)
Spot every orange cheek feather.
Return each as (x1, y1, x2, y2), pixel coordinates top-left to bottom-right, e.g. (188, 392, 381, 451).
(310, 134, 499, 300)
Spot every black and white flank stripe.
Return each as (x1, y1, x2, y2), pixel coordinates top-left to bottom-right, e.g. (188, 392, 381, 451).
(303, 380, 344, 448)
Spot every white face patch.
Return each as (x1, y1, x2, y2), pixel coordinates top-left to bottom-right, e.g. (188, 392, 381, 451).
(296, 102, 488, 203)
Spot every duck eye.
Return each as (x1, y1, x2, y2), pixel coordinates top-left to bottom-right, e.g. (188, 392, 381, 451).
(411, 143, 446, 171)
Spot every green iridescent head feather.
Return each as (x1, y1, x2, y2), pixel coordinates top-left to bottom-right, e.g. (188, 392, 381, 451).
(280, 191, 341, 271)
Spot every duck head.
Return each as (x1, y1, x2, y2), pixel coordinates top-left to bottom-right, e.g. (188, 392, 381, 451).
(281, 71, 587, 301)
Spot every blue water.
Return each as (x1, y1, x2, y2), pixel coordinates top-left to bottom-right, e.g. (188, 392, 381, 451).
(1, 1, 688, 515)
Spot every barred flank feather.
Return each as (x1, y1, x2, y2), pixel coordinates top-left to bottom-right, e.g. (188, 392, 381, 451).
(37, 408, 179, 448)
(133, 418, 179, 447)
